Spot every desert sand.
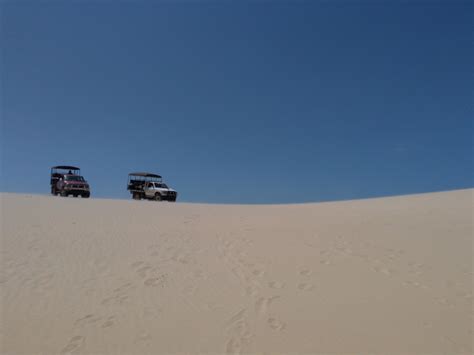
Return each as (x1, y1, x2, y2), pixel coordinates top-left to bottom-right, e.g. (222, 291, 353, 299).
(0, 189, 472, 354)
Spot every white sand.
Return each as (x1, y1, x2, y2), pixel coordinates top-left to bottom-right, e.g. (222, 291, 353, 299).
(1, 189, 472, 354)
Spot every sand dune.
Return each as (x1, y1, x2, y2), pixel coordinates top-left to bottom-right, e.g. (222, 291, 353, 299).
(1, 189, 472, 354)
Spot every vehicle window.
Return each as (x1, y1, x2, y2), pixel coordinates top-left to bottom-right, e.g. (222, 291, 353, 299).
(65, 176, 84, 182)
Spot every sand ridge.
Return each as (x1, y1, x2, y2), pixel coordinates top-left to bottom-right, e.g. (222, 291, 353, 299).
(0, 189, 472, 354)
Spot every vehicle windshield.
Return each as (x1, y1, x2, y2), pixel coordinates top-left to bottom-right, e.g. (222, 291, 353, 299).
(154, 183, 168, 188)
(65, 175, 85, 182)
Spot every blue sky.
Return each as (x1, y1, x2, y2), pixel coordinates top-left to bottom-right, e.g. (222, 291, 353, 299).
(1, 1, 472, 203)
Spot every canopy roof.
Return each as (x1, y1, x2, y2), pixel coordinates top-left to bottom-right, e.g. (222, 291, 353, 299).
(51, 165, 80, 170)
(128, 172, 162, 179)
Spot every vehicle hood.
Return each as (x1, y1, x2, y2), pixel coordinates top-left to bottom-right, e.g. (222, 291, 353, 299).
(155, 187, 176, 193)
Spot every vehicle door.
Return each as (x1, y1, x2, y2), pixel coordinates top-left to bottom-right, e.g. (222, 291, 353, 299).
(145, 182, 155, 198)
(57, 176, 65, 190)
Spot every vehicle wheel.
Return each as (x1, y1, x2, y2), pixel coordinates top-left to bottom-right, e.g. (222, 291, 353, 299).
(133, 192, 140, 200)
(73, 194, 78, 198)
(154, 193, 162, 201)
(83, 194, 90, 198)
(60, 191, 67, 197)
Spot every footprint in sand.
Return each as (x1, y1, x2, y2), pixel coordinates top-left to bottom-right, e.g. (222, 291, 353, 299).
(74, 314, 101, 327)
(403, 280, 421, 288)
(459, 292, 473, 300)
(101, 283, 133, 306)
(134, 331, 152, 345)
(225, 308, 246, 328)
(183, 284, 198, 296)
(408, 262, 424, 276)
(245, 285, 259, 297)
(101, 316, 116, 328)
(299, 269, 312, 277)
(131, 261, 145, 269)
(144, 275, 166, 287)
(148, 244, 161, 256)
(101, 294, 129, 306)
(252, 269, 265, 277)
(423, 321, 434, 329)
(60, 335, 85, 354)
(173, 253, 190, 264)
(142, 306, 163, 319)
(224, 309, 253, 355)
(131, 261, 154, 278)
(268, 281, 286, 289)
(268, 317, 286, 331)
(93, 259, 110, 275)
(205, 302, 223, 311)
(436, 297, 455, 308)
(298, 283, 314, 291)
(136, 266, 153, 278)
(225, 338, 242, 355)
(191, 269, 205, 279)
(373, 266, 393, 276)
(255, 296, 279, 315)
(113, 282, 133, 293)
(335, 245, 350, 254)
(32, 273, 54, 290)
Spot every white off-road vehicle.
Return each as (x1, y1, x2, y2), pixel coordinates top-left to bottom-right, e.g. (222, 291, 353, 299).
(127, 172, 177, 201)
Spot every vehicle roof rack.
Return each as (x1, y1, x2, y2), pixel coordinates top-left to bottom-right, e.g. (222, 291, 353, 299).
(51, 165, 80, 170)
(128, 172, 162, 179)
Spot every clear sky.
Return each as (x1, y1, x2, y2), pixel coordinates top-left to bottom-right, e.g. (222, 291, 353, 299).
(1, 1, 472, 203)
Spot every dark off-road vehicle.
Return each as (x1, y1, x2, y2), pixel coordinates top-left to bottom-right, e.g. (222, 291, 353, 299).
(50, 166, 90, 198)
(127, 172, 177, 201)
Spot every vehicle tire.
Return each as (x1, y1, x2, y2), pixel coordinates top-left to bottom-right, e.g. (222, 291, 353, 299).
(133, 192, 140, 200)
(60, 190, 67, 197)
(154, 193, 162, 201)
(73, 194, 78, 198)
(83, 193, 90, 198)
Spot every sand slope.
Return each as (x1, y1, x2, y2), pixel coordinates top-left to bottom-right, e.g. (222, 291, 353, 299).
(1, 189, 472, 354)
